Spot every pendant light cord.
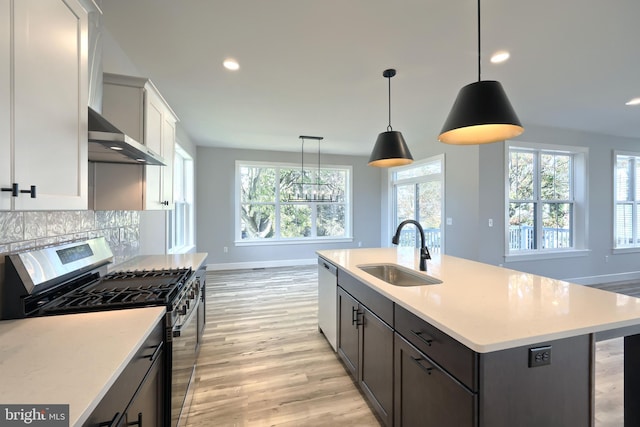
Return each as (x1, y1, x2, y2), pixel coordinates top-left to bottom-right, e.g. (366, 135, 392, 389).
(300, 137, 305, 182)
(477, 0, 481, 82)
(387, 75, 392, 131)
(317, 138, 320, 185)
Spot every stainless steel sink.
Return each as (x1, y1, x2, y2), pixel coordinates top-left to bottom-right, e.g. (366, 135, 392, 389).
(358, 263, 442, 286)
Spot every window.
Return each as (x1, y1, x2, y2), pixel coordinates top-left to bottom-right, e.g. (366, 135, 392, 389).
(236, 161, 352, 243)
(390, 156, 444, 254)
(614, 152, 640, 249)
(169, 145, 194, 252)
(506, 142, 587, 256)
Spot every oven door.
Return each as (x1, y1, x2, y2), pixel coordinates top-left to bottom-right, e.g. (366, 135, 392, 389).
(171, 296, 199, 427)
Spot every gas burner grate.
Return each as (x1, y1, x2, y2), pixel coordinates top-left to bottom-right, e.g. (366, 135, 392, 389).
(39, 268, 193, 315)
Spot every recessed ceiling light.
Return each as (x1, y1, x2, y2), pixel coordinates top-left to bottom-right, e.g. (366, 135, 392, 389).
(625, 97, 640, 106)
(490, 51, 510, 64)
(223, 58, 240, 71)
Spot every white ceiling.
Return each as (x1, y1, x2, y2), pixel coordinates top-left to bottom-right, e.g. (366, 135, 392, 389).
(101, 0, 640, 156)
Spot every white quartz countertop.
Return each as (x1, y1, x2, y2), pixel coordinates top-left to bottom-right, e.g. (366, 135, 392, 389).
(0, 307, 166, 426)
(317, 248, 640, 353)
(111, 253, 208, 272)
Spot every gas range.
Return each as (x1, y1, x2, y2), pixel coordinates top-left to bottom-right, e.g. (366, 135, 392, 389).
(1, 238, 196, 324)
(1, 237, 205, 427)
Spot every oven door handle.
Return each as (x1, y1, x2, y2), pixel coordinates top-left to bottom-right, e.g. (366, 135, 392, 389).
(173, 297, 199, 338)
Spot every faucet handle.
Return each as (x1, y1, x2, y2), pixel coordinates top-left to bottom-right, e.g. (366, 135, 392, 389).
(421, 247, 432, 260)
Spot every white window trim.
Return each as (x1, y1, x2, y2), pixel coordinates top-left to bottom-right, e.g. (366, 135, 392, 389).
(168, 144, 195, 254)
(504, 141, 589, 262)
(387, 154, 445, 253)
(234, 160, 353, 245)
(613, 150, 640, 250)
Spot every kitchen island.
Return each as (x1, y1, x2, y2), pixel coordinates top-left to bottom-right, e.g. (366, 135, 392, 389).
(0, 306, 166, 426)
(317, 247, 640, 427)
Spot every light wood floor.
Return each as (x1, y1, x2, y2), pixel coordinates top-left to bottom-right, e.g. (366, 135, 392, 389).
(184, 266, 625, 427)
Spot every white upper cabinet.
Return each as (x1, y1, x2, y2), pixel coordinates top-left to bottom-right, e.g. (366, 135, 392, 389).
(1, 0, 88, 210)
(97, 73, 177, 210)
(0, 0, 10, 210)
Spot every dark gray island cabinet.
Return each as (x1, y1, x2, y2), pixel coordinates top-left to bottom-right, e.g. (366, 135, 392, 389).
(336, 268, 590, 427)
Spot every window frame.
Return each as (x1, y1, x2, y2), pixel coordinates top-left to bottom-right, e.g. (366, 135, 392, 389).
(504, 141, 589, 262)
(388, 154, 445, 254)
(168, 144, 195, 254)
(235, 160, 353, 246)
(613, 150, 640, 253)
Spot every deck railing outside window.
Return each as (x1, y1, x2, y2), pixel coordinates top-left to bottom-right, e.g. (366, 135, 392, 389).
(396, 228, 441, 254)
(508, 225, 571, 250)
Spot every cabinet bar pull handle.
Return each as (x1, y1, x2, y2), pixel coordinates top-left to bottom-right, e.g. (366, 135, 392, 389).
(98, 412, 120, 426)
(411, 330, 433, 346)
(410, 356, 434, 375)
(145, 341, 163, 362)
(1, 183, 18, 197)
(127, 413, 142, 426)
(19, 185, 36, 198)
(351, 306, 363, 328)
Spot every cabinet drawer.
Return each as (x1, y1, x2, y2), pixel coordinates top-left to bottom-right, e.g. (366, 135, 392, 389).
(337, 269, 394, 326)
(395, 304, 477, 391)
(395, 333, 477, 427)
(85, 320, 164, 426)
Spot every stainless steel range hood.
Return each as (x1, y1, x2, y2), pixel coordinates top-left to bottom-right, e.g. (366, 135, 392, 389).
(88, 107, 166, 166)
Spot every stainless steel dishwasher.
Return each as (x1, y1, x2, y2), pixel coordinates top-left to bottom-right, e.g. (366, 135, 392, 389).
(318, 257, 338, 351)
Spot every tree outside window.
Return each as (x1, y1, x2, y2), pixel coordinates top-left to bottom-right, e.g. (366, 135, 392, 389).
(238, 162, 350, 242)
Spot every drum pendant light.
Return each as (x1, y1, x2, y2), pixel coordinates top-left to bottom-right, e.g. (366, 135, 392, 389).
(368, 69, 413, 167)
(438, 0, 524, 145)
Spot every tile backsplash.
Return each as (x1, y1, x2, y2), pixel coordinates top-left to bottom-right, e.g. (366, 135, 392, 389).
(0, 210, 140, 264)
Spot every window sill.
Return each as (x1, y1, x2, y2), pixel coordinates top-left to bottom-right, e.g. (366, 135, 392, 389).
(235, 237, 353, 247)
(504, 249, 591, 262)
(168, 244, 196, 254)
(612, 247, 640, 255)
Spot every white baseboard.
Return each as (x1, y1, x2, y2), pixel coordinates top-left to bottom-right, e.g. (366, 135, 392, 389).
(206, 258, 317, 271)
(566, 271, 640, 285)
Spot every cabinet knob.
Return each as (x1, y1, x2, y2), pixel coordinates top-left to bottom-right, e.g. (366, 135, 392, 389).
(1, 183, 18, 197)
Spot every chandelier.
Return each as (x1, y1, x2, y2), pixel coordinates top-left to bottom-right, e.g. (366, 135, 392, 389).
(287, 135, 340, 203)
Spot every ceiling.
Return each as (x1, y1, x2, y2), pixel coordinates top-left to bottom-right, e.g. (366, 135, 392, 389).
(101, 0, 640, 156)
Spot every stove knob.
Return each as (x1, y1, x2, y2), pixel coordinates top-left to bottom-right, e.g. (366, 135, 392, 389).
(179, 305, 187, 315)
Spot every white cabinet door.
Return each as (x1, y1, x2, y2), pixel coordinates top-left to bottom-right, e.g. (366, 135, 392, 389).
(12, 0, 87, 210)
(0, 0, 10, 210)
(143, 88, 165, 210)
(143, 86, 176, 210)
(160, 113, 176, 206)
